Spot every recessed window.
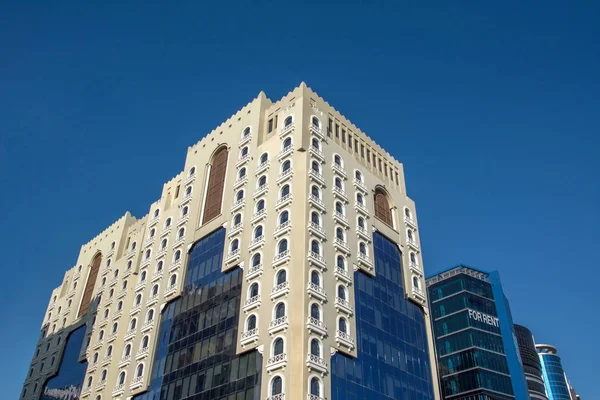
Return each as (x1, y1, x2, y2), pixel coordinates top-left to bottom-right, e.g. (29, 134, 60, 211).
(311, 161, 320, 174)
(189, 166, 196, 176)
(154, 209, 160, 218)
(276, 269, 286, 285)
(284, 116, 293, 127)
(135, 294, 142, 305)
(140, 271, 147, 282)
(236, 190, 245, 201)
(136, 363, 144, 377)
(355, 170, 362, 182)
(335, 177, 342, 189)
(337, 255, 346, 271)
(165, 218, 172, 228)
(279, 211, 289, 225)
(258, 175, 267, 187)
(260, 153, 268, 164)
(310, 303, 321, 320)
(311, 211, 320, 225)
(147, 309, 154, 322)
(338, 285, 347, 300)
(282, 137, 292, 149)
(252, 253, 261, 266)
(413, 276, 420, 289)
(357, 193, 364, 205)
(339, 317, 348, 333)
(130, 318, 137, 330)
(310, 338, 321, 357)
(312, 117, 320, 128)
(280, 185, 290, 198)
(358, 217, 365, 229)
(311, 138, 320, 150)
(156, 261, 163, 272)
(249, 282, 259, 298)
(310, 377, 322, 397)
(278, 239, 288, 254)
(254, 225, 263, 239)
(359, 242, 367, 256)
(202, 147, 229, 224)
(247, 315, 257, 330)
(273, 337, 284, 356)
(282, 160, 291, 173)
(374, 188, 394, 227)
(185, 186, 192, 196)
(241, 146, 249, 158)
(238, 167, 246, 179)
(335, 202, 344, 215)
(274, 302, 286, 319)
(169, 274, 177, 286)
(311, 270, 320, 286)
(311, 185, 320, 199)
(231, 239, 239, 252)
(334, 155, 342, 166)
(311, 240, 320, 256)
(233, 213, 242, 225)
(182, 206, 188, 217)
(152, 284, 159, 296)
(243, 127, 251, 138)
(256, 199, 265, 212)
(118, 371, 126, 385)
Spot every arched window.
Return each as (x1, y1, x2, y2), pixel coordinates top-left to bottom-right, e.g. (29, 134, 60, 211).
(130, 318, 137, 330)
(131, 242, 137, 251)
(136, 363, 144, 377)
(247, 315, 257, 330)
(141, 336, 149, 349)
(93, 352, 99, 363)
(273, 338, 284, 355)
(337, 255, 346, 270)
(359, 242, 367, 256)
(276, 269, 286, 285)
(147, 309, 154, 322)
(101, 369, 107, 381)
(236, 190, 245, 201)
(161, 239, 167, 249)
(311, 270, 320, 286)
(311, 161, 320, 173)
(279, 211, 289, 225)
(107, 259, 112, 268)
(154, 209, 160, 218)
(238, 168, 246, 179)
(271, 376, 283, 395)
(127, 260, 132, 270)
(310, 304, 321, 320)
(311, 240, 320, 255)
(149, 228, 155, 238)
(78, 253, 102, 318)
(405, 208, 411, 218)
(169, 274, 177, 286)
(335, 177, 342, 189)
(374, 188, 394, 227)
(118, 371, 126, 385)
(87, 377, 93, 388)
(254, 226, 263, 239)
(334, 155, 342, 166)
(233, 213, 242, 225)
(189, 166, 196, 176)
(145, 249, 151, 260)
(284, 116, 293, 127)
(185, 186, 192, 196)
(335, 201, 344, 215)
(311, 185, 320, 199)
(231, 239, 239, 252)
(311, 138, 320, 149)
(275, 302, 286, 319)
(339, 317, 348, 333)
(258, 175, 267, 187)
(311, 212, 320, 225)
(310, 338, 321, 356)
(252, 253, 261, 267)
(358, 216, 365, 229)
(256, 199, 265, 212)
(278, 239, 288, 254)
(241, 146, 249, 157)
(117, 301, 123, 311)
(357, 193, 364, 205)
(156, 261, 163, 272)
(152, 284, 159, 296)
(407, 230, 414, 241)
(109, 288, 114, 298)
(283, 137, 292, 149)
(98, 330, 104, 341)
(165, 218, 172, 228)
(310, 377, 321, 396)
(413, 276, 420, 288)
(112, 322, 118, 333)
(135, 294, 142, 305)
(336, 227, 345, 241)
(178, 228, 185, 240)
(338, 285, 346, 300)
(355, 170, 362, 182)
(124, 344, 131, 357)
(140, 271, 147, 281)
(103, 309, 109, 320)
(243, 127, 251, 138)
(312, 116, 320, 127)
(249, 283, 259, 298)
(260, 153, 268, 164)
(202, 147, 229, 224)
(280, 184, 290, 198)
(174, 250, 181, 261)
(410, 252, 417, 264)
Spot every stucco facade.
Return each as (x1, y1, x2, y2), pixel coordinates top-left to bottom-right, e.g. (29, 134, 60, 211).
(21, 83, 440, 400)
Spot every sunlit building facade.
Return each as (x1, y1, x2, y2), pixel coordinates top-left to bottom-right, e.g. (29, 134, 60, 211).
(536, 344, 572, 400)
(20, 83, 440, 400)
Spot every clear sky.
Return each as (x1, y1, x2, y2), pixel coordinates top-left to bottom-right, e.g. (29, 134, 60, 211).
(1, 1, 598, 398)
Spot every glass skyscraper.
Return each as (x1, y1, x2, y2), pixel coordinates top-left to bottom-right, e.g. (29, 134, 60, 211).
(426, 265, 530, 400)
(513, 324, 548, 400)
(536, 344, 572, 400)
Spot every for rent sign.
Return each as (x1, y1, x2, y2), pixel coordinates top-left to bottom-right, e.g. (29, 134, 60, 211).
(468, 309, 499, 328)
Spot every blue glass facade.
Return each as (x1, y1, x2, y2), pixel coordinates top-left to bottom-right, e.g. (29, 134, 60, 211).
(331, 232, 435, 400)
(134, 228, 262, 400)
(426, 266, 529, 400)
(538, 348, 571, 400)
(40, 325, 88, 400)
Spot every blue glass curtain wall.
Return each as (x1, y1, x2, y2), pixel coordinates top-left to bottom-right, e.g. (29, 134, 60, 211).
(134, 228, 262, 400)
(331, 232, 434, 400)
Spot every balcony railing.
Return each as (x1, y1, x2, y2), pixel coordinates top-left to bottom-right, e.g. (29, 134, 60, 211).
(240, 328, 258, 346)
(112, 383, 125, 397)
(179, 194, 192, 206)
(246, 264, 263, 281)
(407, 239, 420, 251)
(275, 193, 292, 209)
(266, 352, 287, 372)
(236, 154, 250, 168)
(334, 238, 351, 255)
(136, 347, 149, 360)
(404, 216, 417, 229)
(277, 145, 293, 160)
(256, 160, 269, 175)
(334, 267, 352, 284)
(248, 235, 265, 251)
(306, 353, 328, 374)
(358, 252, 373, 270)
(276, 168, 293, 184)
(335, 297, 353, 315)
(233, 176, 248, 190)
(165, 283, 177, 297)
(253, 184, 268, 199)
(141, 320, 154, 333)
(225, 248, 241, 264)
(307, 251, 326, 269)
(357, 226, 370, 241)
(280, 123, 295, 138)
(309, 145, 325, 162)
(307, 317, 327, 337)
(184, 172, 196, 185)
(130, 375, 144, 389)
(310, 123, 324, 139)
(334, 211, 349, 227)
(309, 170, 325, 186)
(231, 199, 245, 212)
(308, 194, 325, 212)
(307, 282, 327, 302)
(333, 186, 348, 202)
(272, 250, 290, 267)
(266, 394, 285, 400)
(251, 209, 266, 224)
(353, 178, 367, 193)
(332, 163, 347, 179)
(273, 221, 291, 237)
(308, 222, 326, 239)
(270, 282, 289, 300)
(243, 295, 261, 313)
(336, 330, 355, 349)
(268, 316, 289, 335)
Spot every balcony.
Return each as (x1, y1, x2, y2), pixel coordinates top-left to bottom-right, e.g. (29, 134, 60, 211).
(151, 271, 163, 282)
(136, 347, 149, 360)
(160, 226, 171, 237)
(267, 395, 285, 400)
(270, 282, 289, 300)
(101, 355, 112, 367)
(333, 212, 350, 228)
(73, 271, 81, 281)
(353, 178, 367, 193)
(141, 320, 154, 333)
(236, 155, 250, 168)
(268, 316, 289, 335)
(310, 123, 324, 139)
(248, 236, 264, 252)
(357, 226, 371, 242)
(134, 280, 146, 292)
(118, 354, 131, 368)
(93, 340, 103, 350)
(306, 353, 328, 375)
(148, 216, 160, 227)
(307, 222, 326, 240)
(172, 237, 185, 249)
(225, 248, 241, 264)
(144, 237, 155, 248)
(266, 352, 287, 373)
(179, 194, 192, 207)
(107, 332, 118, 343)
(250, 209, 266, 224)
(129, 304, 142, 316)
(231, 199, 245, 213)
(357, 253, 374, 271)
(335, 297, 354, 315)
(407, 239, 420, 251)
(185, 172, 196, 186)
(308, 195, 326, 213)
(334, 238, 351, 255)
(273, 221, 291, 237)
(307, 283, 327, 303)
(106, 248, 115, 258)
(233, 176, 248, 190)
(87, 361, 97, 373)
(255, 160, 269, 175)
(81, 386, 91, 397)
(155, 247, 167, 259)
(309, 145, 325, 162)
(243, 295, 261, 313)
(117, 289, 127, 299)
(240, 328, 258, 347)
(146, 294, 159, 307)
(253, 184, 268, 199)
(139, 257, 151, 269)
(112, 383, 125, 397)
(334, 267, 352, 284)
(309, 170, 325, 187)
(169, 259, 182, 273)
(239, 134, 252, 147)
(165, 283, 177, 297)
(308, 394, 326, 400)
(177, 214, 189, 226)
(126, 250, 136, 259)
(307, 251, 326, 270)
(245, 264, 263, 281)
(228, 223, 243, 238)
(280, 122, 295, 138)
(124, 328, 136, 341)
(272, 250, 290, 268)
(413, 286, 426, 302)
(130, 375, 144, 390)
(276, 168, 293, 185)
(307, 317, 327, 338)
(277, 145, 293, 161)
(409, 261, 422, 276)
(101, 267, 110, 277)
(275, 194, 292, 210)
(404, 216, 417, 230)
(332, 163, 347, 179)
(333, 186, 348, 203)
(354, 201, 368, 216)
(336, 330, 355, 349)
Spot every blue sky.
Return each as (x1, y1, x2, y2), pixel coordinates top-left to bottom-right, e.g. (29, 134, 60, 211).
(1, 1, 598, 398)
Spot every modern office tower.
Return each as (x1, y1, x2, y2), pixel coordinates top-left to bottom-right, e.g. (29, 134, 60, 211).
(536, 344, 573, 400)
(514, 324, 548, 400)
(20, 83, 441, 400)
(426, 265, 530, 400)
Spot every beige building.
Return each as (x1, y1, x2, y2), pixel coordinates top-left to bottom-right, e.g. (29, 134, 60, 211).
(21, 83, 440, 400)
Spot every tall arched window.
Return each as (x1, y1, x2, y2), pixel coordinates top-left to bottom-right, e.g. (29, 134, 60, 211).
(118, 371, 126, 385)
(258, 175, 267, 187)
(312, 117, 320, 127)
(311, 270, 320, 286)
(310, 377, 321, 396)
(282, 160, 291, 172)
(247, 315, 257, 330)
(312, 138, 320, 149)
(311, 240, 320, 255)
(283, 137, 292, 149)
(202, 147, 229, 224)
(337, 255, 346, 270)
(311, 161, 320, 173)
(338, 285, 346, 300)
(141, 336, 149, 349)
(284, 116, 293, 127)
(310, 304, 321, 320)
(243, 127, 251, 138)
(271, 376, 282, 395)
(256, 199, 265, 212)
(276, 270, 286, 285)
(311, 185, 320, 199)
(374, 188, 394, 227)
(310, 338, 321, 356)
(78, 253, 102, 318)
(273, 338, 284, 355)
(355, 170, 362, 182)
(280, 185, 290, 198)
(260, 153, 268, 164)
(279, 211, 289, 225)
(249, 283, 259, 298)
(336, 227, 345, 241)
(275, 303, 286, 319)
(339, 317, 348, 333)
(252, 253, 261, 266)
(254, 226, 263, 239)
(358, 216, 365, 229)
(136, 363, 144, 377)
(233, 213, 242, 225)
(311, 212, 320, 225)
(278, 239, 288, 254)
